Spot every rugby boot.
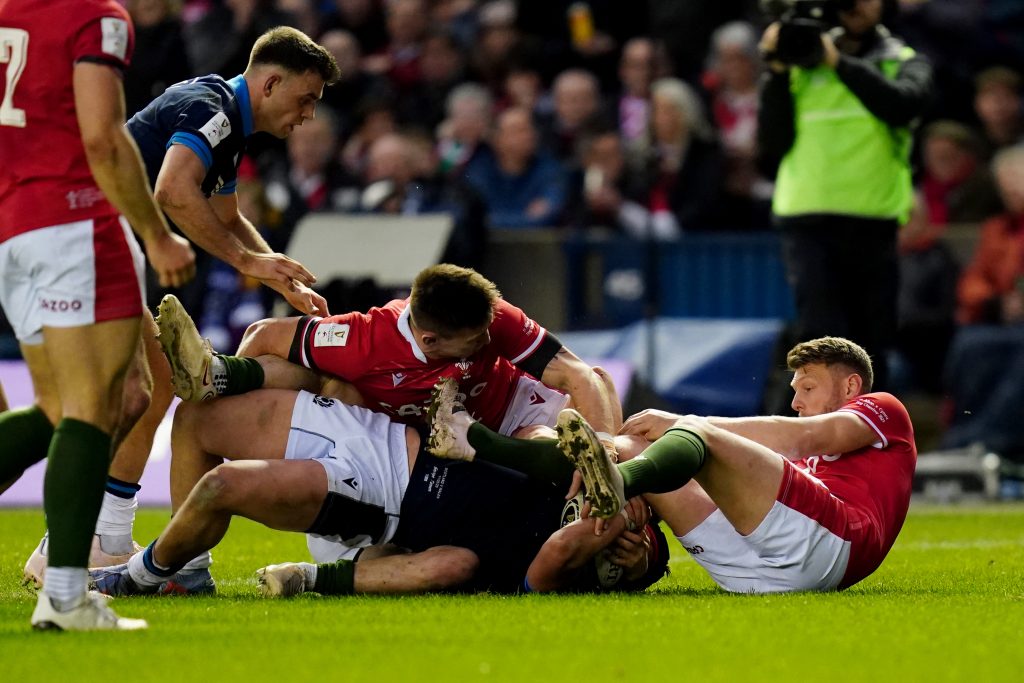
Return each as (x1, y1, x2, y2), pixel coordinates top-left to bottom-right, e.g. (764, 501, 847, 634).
(255, 563, 307, 598)
(90, 562, 215, 596)
(155, 294, 218, 401)
(426, 378, 476, 461)
(556, 409, 625, 519)
(31, 592, 147, 631)
(23, 533, 143, 590)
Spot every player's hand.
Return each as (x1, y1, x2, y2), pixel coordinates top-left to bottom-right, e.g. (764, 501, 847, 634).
(620, 408, 687, 440)
(265, 278, 330, 316)
(144, 231, 196, 288)
(241, 251, 317, 288)
(609, 528, 651, 581)
(821, 32, 840, 68)
(622, 496, 650, 531)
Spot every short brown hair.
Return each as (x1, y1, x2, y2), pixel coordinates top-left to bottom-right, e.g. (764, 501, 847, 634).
(786, 336, 874, 392)
(410, 264, 501, 337)
(249, 27, 340, 84)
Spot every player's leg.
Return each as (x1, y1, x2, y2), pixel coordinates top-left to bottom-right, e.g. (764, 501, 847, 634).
(94, 458, 329, 596)
(34, 316, 146, 627)
(168, 389, 299, 510)
(156, 294, 314, 400)
(258, 546, 481, 597)
(0, 343, 57, 493)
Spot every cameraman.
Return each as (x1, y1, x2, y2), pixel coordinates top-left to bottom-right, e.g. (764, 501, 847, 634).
(758, 0, 932, 390)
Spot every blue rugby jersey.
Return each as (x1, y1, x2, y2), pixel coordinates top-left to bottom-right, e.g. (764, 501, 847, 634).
(127, 74, 254, 197)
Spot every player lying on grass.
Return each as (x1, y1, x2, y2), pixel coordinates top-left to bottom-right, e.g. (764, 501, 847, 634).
(89, 384, 667, 596)
(429, 336, 918, 593)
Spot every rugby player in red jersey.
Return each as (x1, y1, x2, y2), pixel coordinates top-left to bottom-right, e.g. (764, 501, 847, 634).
(0, 0, 194, 629)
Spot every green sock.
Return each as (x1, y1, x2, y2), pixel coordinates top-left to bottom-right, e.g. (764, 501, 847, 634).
(619, 428, 707, 498)
(467, 423, 575, 488)
(0, 406, 53, 485)
(44, 418, 112, 567)
(314, 559, 355, 595)
(219, 355, 265, 395)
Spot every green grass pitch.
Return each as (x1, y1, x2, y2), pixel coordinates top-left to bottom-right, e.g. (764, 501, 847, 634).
(2, 504, 1022, 682)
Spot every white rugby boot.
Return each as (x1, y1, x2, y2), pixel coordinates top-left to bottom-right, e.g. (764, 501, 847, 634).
(155, 294, 217, 401)
(256, 563, 308, 598)
(23, 533, 143, 590)
(425, 378, 476, 461)
(556, 409, 626, 519)
(31, 592, 147, 631)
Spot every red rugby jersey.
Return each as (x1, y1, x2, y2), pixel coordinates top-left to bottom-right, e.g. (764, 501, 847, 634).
(294, 298, 554, 429)
(0, 0, 134, 240)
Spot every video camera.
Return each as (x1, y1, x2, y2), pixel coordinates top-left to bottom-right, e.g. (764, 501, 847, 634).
(760, 0, 856, 68)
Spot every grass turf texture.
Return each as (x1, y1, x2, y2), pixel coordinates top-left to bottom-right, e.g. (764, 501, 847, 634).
(2, 504, 1022, 682)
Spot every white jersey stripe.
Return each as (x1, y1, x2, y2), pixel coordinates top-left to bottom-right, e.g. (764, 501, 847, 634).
(510, 327, 547, 365)
(838, 407, 888, 448)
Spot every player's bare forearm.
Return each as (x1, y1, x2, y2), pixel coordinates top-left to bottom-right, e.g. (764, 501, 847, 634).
(156, 182, 248, 267)
(707, 412, 875, 460)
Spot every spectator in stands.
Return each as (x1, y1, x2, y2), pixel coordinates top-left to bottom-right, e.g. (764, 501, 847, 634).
(942, 144, 1024, 459)
(565, 127, 651, 238)
(501, 61, 546, 117)
(704, 21, 772, 230)
(397, 28, 467, 131)
(614, 38, 657, 147)
(464, 107, 567, 229)
(626, 78, 724, 238)
(124, 0, 192, 117)
(319, 29, 393, 140)
(758, 0, 933, 391)
(539, 69, 606, 166)
(974, 66, 1024, 156)
(363, 0, 428, 91)
(185, 0, 295, 77)
(341, 96, 398, 178)
(468, 0, 520, 90)
(319, 0, 389, 57)
(437, 83, 494, 176)
(361, 132, 487, 268)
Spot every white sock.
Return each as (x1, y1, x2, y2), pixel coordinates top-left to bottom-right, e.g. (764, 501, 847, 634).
(126, 550, 169, 588)
(44, 567, 88, 610)
(300, 562, 317, 590)
(182, 551, 212, 572)
(95, 493, 138, 552)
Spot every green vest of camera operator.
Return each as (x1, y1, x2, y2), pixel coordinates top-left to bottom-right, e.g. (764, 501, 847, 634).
(773, 38, 916, 223)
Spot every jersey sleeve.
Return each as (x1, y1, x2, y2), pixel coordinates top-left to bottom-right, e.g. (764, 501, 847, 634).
(290, 312, 372, 380)
(167, 95, 236, 172)
(71, 5, 134, 71)
(837, 392, 913, 450)
(487, 299, 560, 377)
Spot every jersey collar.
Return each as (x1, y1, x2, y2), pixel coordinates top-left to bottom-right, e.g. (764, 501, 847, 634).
(397, 304, 428, 363)
(227, 75, 254, 137)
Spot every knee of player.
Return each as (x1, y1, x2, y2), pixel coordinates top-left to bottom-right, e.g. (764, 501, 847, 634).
(424, 546, 479, 588)
(192, 464, 243, 509)
(119, 383, 152, 429)
(238, 317, 286, 357)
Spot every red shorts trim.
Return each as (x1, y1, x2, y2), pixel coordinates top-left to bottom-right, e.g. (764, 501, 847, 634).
(776, 460, 884, 588)
(93, 215, 143, 322)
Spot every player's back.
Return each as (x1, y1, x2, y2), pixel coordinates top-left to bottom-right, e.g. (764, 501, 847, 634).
(0, 0, 132, 238)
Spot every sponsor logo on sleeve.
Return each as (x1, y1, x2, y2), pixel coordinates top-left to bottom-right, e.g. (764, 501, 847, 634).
(100, 17, 128, 61)
(314, 323, 350, 348)
(198, 112, 232, 148)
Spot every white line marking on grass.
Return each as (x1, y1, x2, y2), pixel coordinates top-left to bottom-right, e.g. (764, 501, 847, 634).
(899, 538, 1024, 551)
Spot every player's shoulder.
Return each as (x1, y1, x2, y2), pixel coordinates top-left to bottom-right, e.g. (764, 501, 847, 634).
(841, 392, 911, 428)
(10, 0, 129, 35)
(64, 0, 130, 29)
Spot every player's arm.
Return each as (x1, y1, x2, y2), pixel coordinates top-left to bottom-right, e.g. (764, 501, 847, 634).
(540, 348, 620, 435)
(209, 191, 328, 315)
(524, 514, 630, 592)
(73, 63, 194, 287)
(705, 411, 879, 460)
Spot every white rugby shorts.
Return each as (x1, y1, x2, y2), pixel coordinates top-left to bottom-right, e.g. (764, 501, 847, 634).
(285, 391, 411, 558)
(0, 216, 145, 344)
(677, 500, 851, 594)
(497, 375, 570, 435)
